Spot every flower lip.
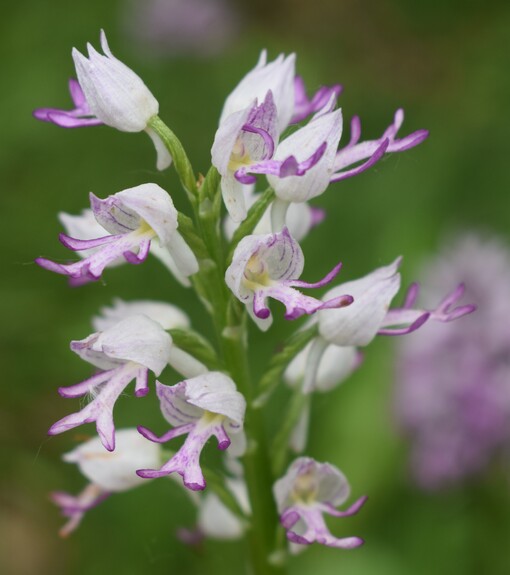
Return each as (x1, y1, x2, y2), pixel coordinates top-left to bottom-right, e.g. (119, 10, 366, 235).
(378, 281, 477, 336)
(331, 108, 429, 182)
(135, 373, 246, 490)
(33, 79, 103, 128)
(47, 316, 173, 451)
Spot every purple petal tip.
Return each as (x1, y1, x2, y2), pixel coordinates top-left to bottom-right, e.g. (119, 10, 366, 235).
(183, 481, 206, 491)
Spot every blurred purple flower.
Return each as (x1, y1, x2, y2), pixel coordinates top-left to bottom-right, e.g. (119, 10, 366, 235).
(395, 234, 510, 489)
(122, 0, 240, 58)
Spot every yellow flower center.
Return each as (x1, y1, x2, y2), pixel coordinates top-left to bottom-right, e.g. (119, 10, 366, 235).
(201, 410, 225, 425)
(136, 219, 156, 237)
(242, 255, 273, 291)
(228, 138, 252, 172)
(292, 471, 319, 505)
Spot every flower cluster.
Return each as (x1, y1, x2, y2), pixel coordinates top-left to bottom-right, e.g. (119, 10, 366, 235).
(34, 31, 473, 570)
(394, 235, 510, 489)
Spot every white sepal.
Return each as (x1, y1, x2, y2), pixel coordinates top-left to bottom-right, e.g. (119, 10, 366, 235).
(318, 258, 402, 346)
(93, 298, 190, 332)
(268, 108, 342, 203)
(219, 51, 295, 134)
(72, 30, 159, 132)
(72, 315, 172, 376)
(63, 429, 161, 491)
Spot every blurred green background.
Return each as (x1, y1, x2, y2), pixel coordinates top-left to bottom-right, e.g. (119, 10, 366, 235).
(2, 0, 510, 573)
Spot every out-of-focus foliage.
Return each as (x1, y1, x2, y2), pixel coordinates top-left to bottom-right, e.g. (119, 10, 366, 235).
(1, 0, 510, 574)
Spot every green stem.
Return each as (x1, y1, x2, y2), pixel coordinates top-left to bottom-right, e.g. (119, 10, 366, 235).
(271, 391, 308, 477)
(254, 324, 318, 408)
(153, 115, 287, 572)
(222, 326, 287, 575)
(148, 115, 198, 204)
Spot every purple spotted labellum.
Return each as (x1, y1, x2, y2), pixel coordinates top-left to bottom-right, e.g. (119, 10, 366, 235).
(36, 183, 198, 285)
(274, 458, 366, 551)
(51, 429, 160, 536)
(225, 228, 353, 330)
(136, 372, 246, 491)
(33, 30, 171, 170)
(331, 109, 429, 183)
(48, 315, 172, 451)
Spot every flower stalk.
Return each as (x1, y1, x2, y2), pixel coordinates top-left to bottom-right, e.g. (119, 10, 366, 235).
(147, 115, 199, 203)
(34, 33, 474, 575)
(222, 323, 287, 575)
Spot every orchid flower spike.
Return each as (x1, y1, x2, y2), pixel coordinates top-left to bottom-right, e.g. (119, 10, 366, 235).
(395, 234, 510, 489)
(51, 429, 160, 537)
(274, 457, 367, 551)
(33, 30, 171, 170)
(136, 372, 246, 491)
(225, 228, 353, 330)
(36, 183, 198, 286)
(330, 109, 429, 183)
(48, 315, 173, 451)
